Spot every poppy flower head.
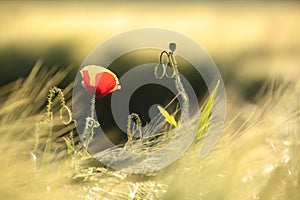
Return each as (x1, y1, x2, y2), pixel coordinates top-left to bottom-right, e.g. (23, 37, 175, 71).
(80, 65, 121, 98)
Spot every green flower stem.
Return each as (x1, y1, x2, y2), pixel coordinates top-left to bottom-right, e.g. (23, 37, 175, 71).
(159, 49, 189, 119)
(89, 94, 96, 144)
(83, 94, 98, 149)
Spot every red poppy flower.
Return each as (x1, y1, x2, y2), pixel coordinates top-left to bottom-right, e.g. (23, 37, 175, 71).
(80, 65, 121, 98)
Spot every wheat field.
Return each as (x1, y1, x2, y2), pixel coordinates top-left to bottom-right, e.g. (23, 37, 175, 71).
(0, 1, 299, 200)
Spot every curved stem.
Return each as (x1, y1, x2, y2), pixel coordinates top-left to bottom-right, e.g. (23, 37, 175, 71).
(160, 50, 189, 119)
(159, 51, 169, 64)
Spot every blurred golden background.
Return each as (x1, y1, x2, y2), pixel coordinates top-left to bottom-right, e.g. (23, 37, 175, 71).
(0, 0, 299, 100)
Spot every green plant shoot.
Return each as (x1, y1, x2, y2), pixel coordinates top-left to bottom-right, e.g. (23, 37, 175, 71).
(196, 80, 220, 139)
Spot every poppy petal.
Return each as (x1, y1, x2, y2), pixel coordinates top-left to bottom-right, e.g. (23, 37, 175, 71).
(95, 72, 118, 98)
(80, 65, 121, 98)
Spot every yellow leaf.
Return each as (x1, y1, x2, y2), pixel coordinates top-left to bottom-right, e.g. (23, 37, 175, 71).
(157, 105, 178, 127)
